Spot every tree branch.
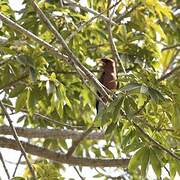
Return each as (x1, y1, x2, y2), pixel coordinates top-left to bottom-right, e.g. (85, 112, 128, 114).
(66, 0, 121, 43)
(12, 154, 23, 177)
(66, 125, 94, 157)
(158, 65, 180, 81)
(74, 166, 85, 180)
(159, 50, 180, 80)
(0, 125, 104, 140)
(0, 101, 36, 179)
(3, 103, 87, 129)
(133, 121, 180, 161)
(162, 43, 180, 51)
(0, 137, 129, 167)
(0, 73, 28, 90)
(107, 0, 126, 74)
(65, 0, 117, 26)
(115, 2, 142, 23)
(0, 13, 68, 61)
(0, 151, 10, 179)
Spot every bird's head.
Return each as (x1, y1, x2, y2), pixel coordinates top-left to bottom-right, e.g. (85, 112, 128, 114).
(100, 58, 116, 72)
(101, 58, 114, 65)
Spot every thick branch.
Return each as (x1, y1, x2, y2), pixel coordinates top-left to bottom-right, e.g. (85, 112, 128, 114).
(0, 125, 104, 140)
(0, 137, 129, 167)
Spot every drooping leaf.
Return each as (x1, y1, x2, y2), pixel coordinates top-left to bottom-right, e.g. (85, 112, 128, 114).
(150, 149, 162, 178)
(128, 147, 145, 171)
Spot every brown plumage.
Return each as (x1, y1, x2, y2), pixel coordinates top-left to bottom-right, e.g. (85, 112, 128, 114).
(96, 58, 117, 112)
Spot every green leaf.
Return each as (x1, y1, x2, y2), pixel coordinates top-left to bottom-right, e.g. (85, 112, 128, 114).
(128, 147, 145, 171)
(160, 50, 176, 70)
(148, 87, 164, 103)
(141, 146, 150, 177)
(10, 177, 25, 180)
(15, 92, 27, 112)
(29, 67, 36, 82)
(105, 121, 116, 134)
(9, 85, 25, 98)
(17, 55, 35, 67)
(170, 159, 177, 179)
(172, 106, 180, 130)
(120, 83, 141, 93)
(107, 95, 124, 122)
(121, 129, 136, 148)
(26, 88, 37, 115)
(138, 93, 146, 108)
(150, 149, 161, 178)
(124, 141, 144, 154)
(17, 115, 27, 123)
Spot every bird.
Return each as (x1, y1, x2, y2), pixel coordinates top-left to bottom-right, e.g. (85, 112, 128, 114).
(96, 58, 117, 113)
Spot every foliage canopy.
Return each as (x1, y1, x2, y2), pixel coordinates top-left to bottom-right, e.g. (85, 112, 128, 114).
(0, 0, 180, 179)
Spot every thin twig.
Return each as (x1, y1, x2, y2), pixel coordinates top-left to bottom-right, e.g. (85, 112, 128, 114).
(164, 165, 170, 176)
(0, 151, 10, 179)
(158, 65, 180, 81)
(66, 125, 94, 157)
(0, 73, 28, 90)
(12, 153, 23, 177)
(3, 102, 86, 129)
(48, 69, 101, 74)
(74, 166, 85, 180)
(160, 50, 180, 79)
(65, 0, 117, 26)
(0, 137, 130, 167)
(95, 168, 127, 180)
(107, 0, 126, 74)
(133, 121, 180, 161)
(162, 43, 180, 51)
(131, 99, 174, 133)
(115, 2, 142, 23)
(66, 0, 121, 43)
(0, 101, 36, 179)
